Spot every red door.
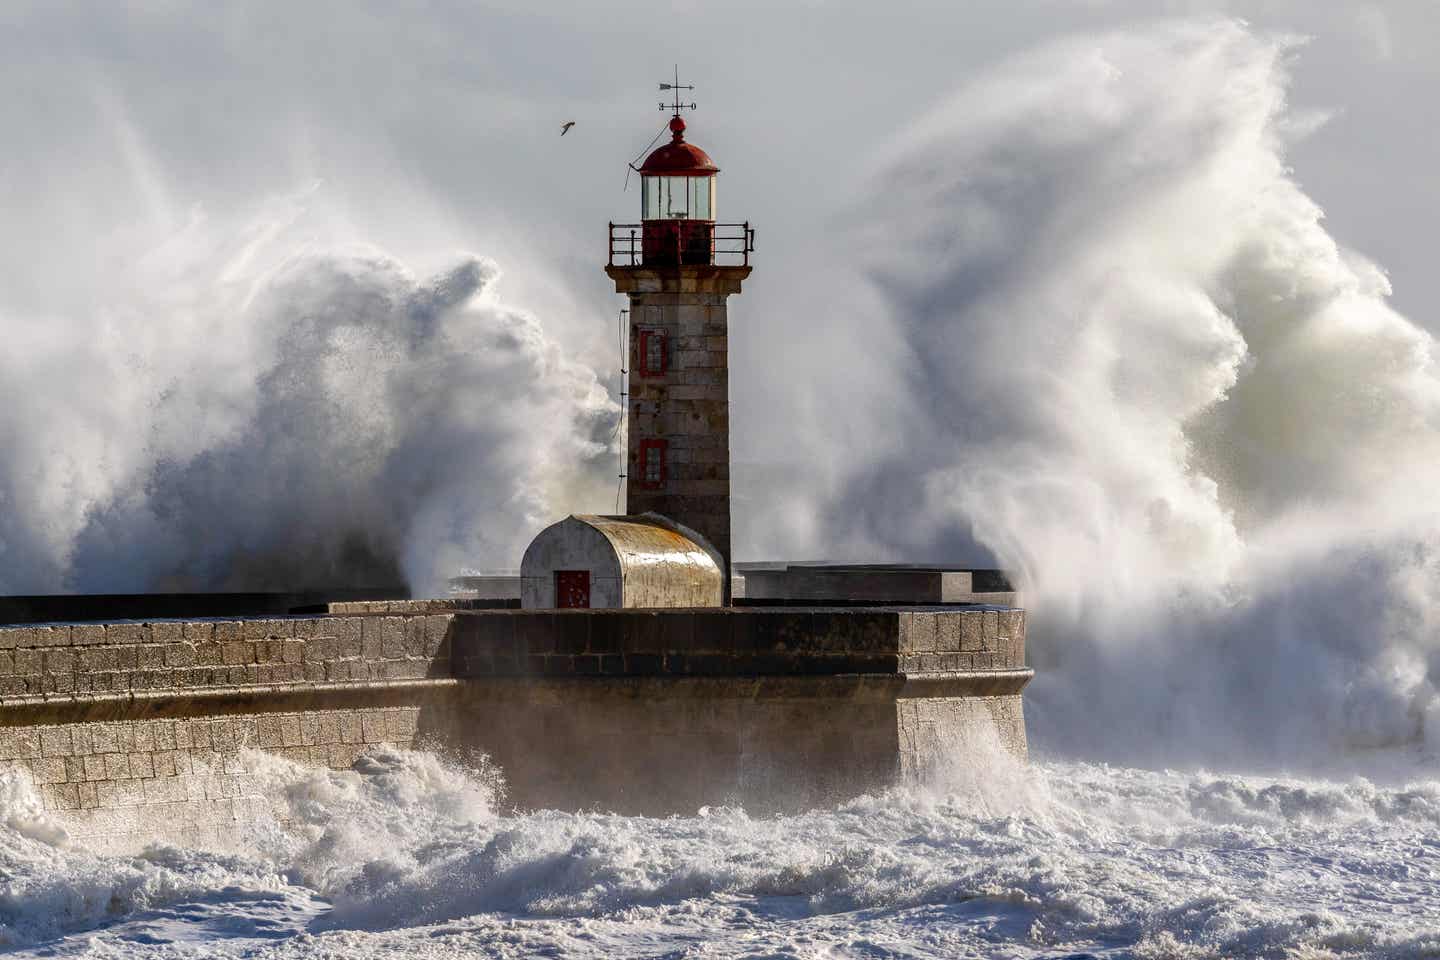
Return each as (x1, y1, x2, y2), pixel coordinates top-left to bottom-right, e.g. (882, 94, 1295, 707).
(555, 570, 591, 609)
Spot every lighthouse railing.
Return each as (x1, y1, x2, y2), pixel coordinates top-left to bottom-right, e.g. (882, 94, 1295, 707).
(609, 222, 754, 268)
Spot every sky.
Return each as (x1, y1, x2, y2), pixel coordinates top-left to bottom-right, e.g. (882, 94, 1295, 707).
(3, 1, 1434, 327)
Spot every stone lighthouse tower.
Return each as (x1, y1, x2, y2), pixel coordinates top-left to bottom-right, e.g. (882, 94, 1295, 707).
(605, 82, 754, 598)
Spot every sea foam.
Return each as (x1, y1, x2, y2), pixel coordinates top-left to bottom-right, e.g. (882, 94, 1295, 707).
(4, 747, 1438, 958)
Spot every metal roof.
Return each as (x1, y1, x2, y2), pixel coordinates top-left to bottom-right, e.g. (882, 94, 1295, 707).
(572, 514, 721, 576)
(637, 117, 719, 176)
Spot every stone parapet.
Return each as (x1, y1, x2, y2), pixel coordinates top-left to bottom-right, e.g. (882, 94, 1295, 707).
(0, 616, 452, 707)
(448, 607, 1027, 679)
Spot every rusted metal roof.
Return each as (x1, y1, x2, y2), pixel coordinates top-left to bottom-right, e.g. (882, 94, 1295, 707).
(572, 514, 723, 607)
(574, 515, 719, 573)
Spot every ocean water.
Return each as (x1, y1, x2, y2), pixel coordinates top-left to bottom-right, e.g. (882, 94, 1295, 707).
(2, 745, 1437, 959)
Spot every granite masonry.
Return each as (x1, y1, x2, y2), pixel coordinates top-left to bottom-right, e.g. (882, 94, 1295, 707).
(0, 605, 1029, 850)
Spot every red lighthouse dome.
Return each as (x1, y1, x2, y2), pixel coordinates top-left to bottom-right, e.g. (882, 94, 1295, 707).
(637, 117, 719, 177)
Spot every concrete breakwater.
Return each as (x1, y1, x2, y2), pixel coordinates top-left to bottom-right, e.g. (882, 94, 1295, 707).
(0, 604, 1030, 851)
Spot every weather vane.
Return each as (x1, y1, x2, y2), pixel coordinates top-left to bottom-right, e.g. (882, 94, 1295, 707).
(658, 65, 696, 116)
(624, 67, 698, 190)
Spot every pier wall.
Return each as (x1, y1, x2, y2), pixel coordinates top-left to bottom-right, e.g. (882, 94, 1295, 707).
(0, 607, 1029, 849)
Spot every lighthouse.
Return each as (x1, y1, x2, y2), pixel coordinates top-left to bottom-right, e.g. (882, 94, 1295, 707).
(519, 77, 752, 609)
(605, 81, 753, 600)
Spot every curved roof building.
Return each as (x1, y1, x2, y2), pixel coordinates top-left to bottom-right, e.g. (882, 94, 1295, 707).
(520, 513, 724, 609)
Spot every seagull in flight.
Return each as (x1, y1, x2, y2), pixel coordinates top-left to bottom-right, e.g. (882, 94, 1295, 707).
(561, 121, 575, 136)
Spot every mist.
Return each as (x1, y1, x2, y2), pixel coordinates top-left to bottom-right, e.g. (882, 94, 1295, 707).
(0, 189, 616, 596)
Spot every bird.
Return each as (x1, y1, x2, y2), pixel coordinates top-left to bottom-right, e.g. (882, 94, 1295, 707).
(560, 121, 575, 136)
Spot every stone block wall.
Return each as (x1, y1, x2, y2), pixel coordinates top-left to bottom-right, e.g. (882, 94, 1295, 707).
(0, 616, 452, 701)
(0, 615, 456, 851)
(4, 707, 422, 851)
(896, 609, 1026, 673)
(614, 272, 747, 586)
(897, 695, 1029, 779)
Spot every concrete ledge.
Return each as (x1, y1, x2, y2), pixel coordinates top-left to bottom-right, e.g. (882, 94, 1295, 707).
(605, 264, 752, 295)
(455, 669, 1032, 703)
(0, 669, 1033, 727)
(0, 678, 462, 726)
(898, 669, 1034, 698)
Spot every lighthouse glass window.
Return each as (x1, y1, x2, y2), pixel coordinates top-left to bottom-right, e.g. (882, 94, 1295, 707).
(643, 176, 714, 220)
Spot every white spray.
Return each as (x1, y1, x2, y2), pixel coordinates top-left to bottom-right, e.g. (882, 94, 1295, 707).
(760, 20, 1440, 767)
(0, 185, 617, 597)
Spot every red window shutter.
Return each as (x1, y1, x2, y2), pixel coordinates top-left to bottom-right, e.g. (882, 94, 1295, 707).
(637, 439, 667, 489)
(639, 330, 667, 377)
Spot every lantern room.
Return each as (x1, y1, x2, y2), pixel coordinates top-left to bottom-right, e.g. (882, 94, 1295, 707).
(637, 116, 718, 266)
